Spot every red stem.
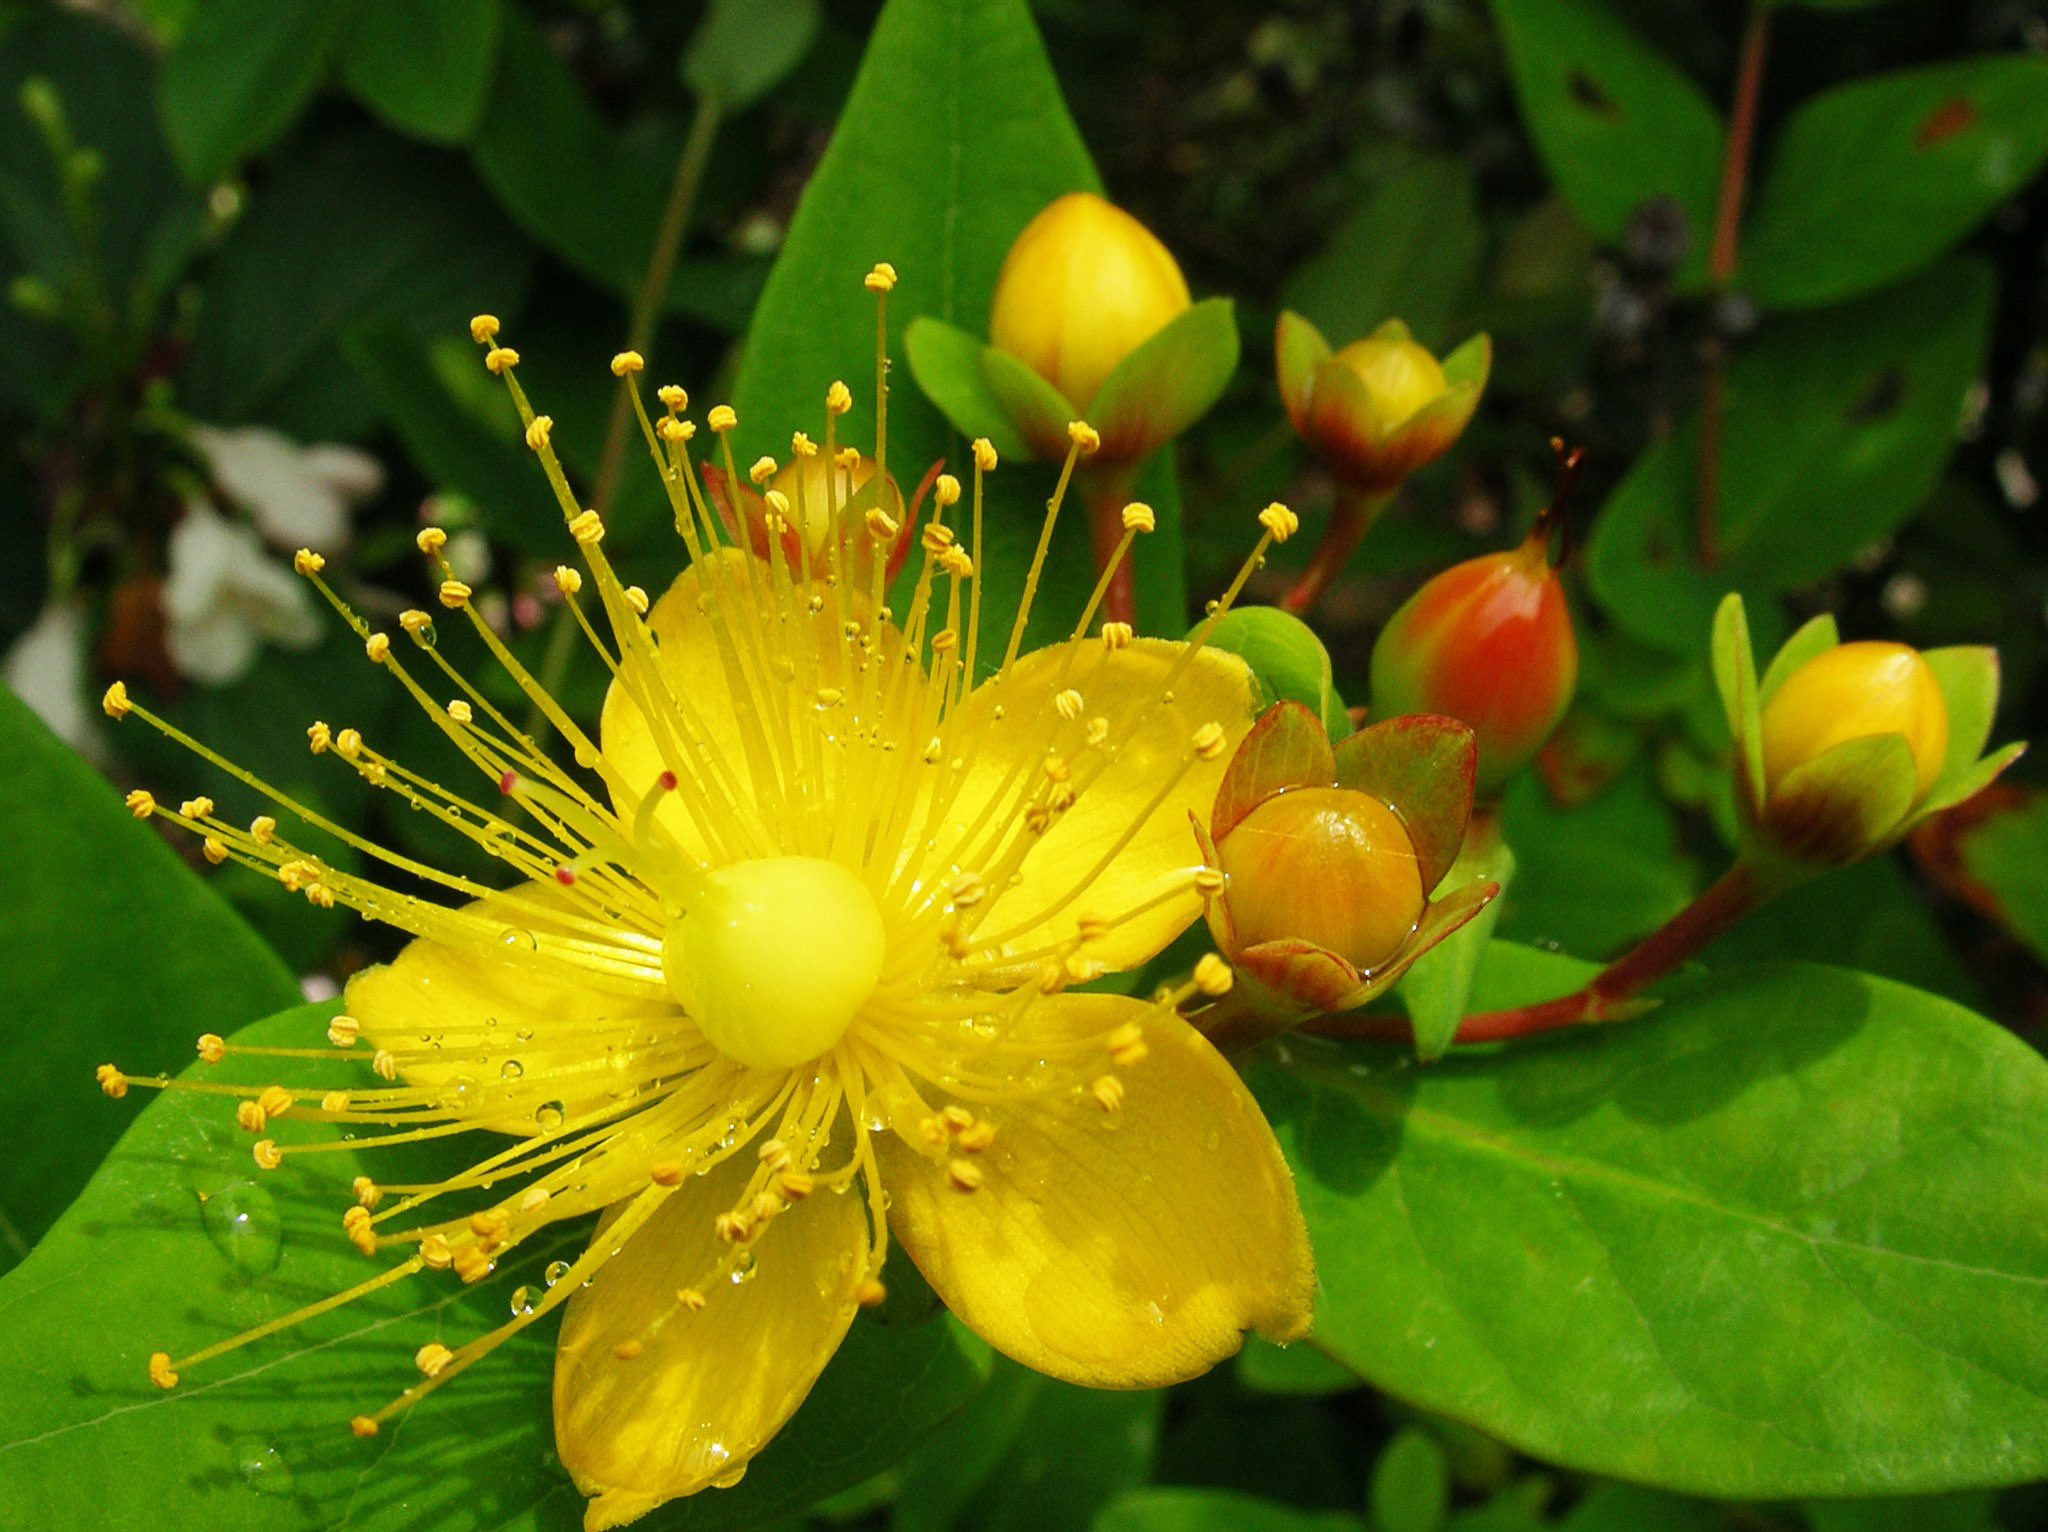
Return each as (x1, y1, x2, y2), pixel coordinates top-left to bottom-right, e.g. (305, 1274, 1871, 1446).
(1079, 461, 1140, 626)
(1281, 485, 1387, 615)
(1307, 861, 1764, 1047)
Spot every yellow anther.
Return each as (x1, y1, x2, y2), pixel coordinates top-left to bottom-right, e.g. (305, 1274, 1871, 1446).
(568, 509, 604, 545)
(956, 1119, 997, 1153)
(1194, 865, 1226, 896)
(469, 314, 500, 344)
(438, 579, 472, 608)
(485, 346, 519, 374)
(1067, 420, 1101, 454)
(453, 1244, 491, 1283)
(1101, 621, 1133, 650)
(1085, 716, 1110, 748)
(342, 1206, 376, 1255)
(855, 1278, 888, 1307)
(707, 404, 738, 433)
(1043, 755, 1071, 783)
(1077, 915, 1109, 943)
(179, 795, 215, 819)
(257, 1085, 293, 1120)
(866, 507, 900, 542)
(611, 349, 644, 376)
(625, 585, 650, 615)
(1192, 722, 1227, 760)
(320, 1090, 350, 1113)
(941, 1104, 976, 1133)
(415, 1342, 455, 1378)
(1108, 1023, 1149, 1067)
(468, 1208, 510, 1248)
(1065, 953, 1103, 983)
(334, 728, 363, 758)
(940, 546, 974, 579)
(791, 430, 817, 457)
(947, 1158, 984, 1193)
(352, 1174, 381, 1208)
(1122, 502, 1156, 533)
(372, 1049, 398, 1080)
(657, 416, 695, 443)
(196, 1033, 227, 1063)
(865, 261, 898, 292)
(916, 1115, 949, 1150)
(764, 489, 792, 526)
(419, 1233, 452, 1268)
(416, 527, 448, 555)
(677, 1287, 707, 1311)
(749, 455, 778, 485)
(518, 1187, 551, 1213)
(921, 521, 956, 554)
(365, 632, 391, 662)
(749, 1190, 786, 1223)
(649, 1161, 684, 1187)
(351, 1416, 379, 1439)
(835, 445, 861, 471)
(778, 1171, 815, 1201)
(307, 721, 331, 754)
(758, 1138, 792, 1170)
(613, 1338, 645, 1361)
(1194, 953, 1235, 996)
(124, 789, 155, 819)
(934, 473, 962, 507)
(253, 1138, 282, 1170)
(96, 1064, 127, 1099)
(293, 548, 325, 575)
(658, 383, 688, 411)
(251, 814, 278, 843)
(943, 915, 971, 958)
(101, 680, 131, 719)
(826, 381, 853, 416)
(971, 437, 998, 472)
(524, 415, 553, 450)
(714, 1211, 750, 1243)
(950, 872, 985, 908)
(399, 609, 432, 634)
(327, 1014, 360, 1047)
(148, 1352, 178, 1389)
(1055, 688, 1084, 721)
(553, 565, 583, 595)
(932, 628, 959, 653)
(1092, 1074, 1125, 1112)
(1258, 501, 1300, 542)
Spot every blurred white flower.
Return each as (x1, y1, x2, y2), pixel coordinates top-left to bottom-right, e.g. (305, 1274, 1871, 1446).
(163, 503, 322, 685)
(3, 601, 105, 763)
(190, 423, 383, 550)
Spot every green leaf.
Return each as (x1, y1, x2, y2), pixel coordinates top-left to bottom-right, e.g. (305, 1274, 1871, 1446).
(1235, 1336, 1359, 1397)
(1204, 607, 1345, 739)
(1494, 767, 1695, 959)
(1399, 828, 1515, 1061)
(1488, 0, 1723, 285)
(1282, 155, 1483, 352)
(683, 0, 823, 111)
(182, 129, 533, 437)
(1588, 259, 1994, 650)
(903, 316, 1032, 460)
(1559, 1483, 1720, 1532)
(1098, 1488, 1364, 1532)
(1253, 959, 2048, 1497)
(1801, 1490, 1997, 1532)
(159, 0, 349, 183)
(728, 0, 1202, 648)
(1089, 297, 1240, 463)
(1957, 792, 2048, 966)
(1742, 57, 2048, 309)
(0, 688, 297, 1271)
(340, 0, 502, 144)
(1370, 1427, 1450, 1532)
(0, 1003, 992, 1529)
(949, 1366, 1161, 1532)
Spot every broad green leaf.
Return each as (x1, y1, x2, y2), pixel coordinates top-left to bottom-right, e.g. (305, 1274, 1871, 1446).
(1371, 1427, 1450, 1532)
(1235, 1336, 1358, 1397)
(683, 0, 822, 111)
(1801, 1490, 1997, 1532)
(1399, 829, 1515, 1061)
(1957, 791, 2048, 966)
(1253, 959, 2048, 1496)
(1205, 607, 1345, 739)
(0, 1004, 992, 1529)
(1283, 155, 1483, 352)
(729, 0, 1191, 642)
(1559, 1483, 1720, 1532)
(341, 0, 502, 144)
(1495, 767, 1695, 960)
(1098, 1488, 1364, 1532)
(1743, 57, 2048, 309)
(159, 0, 349, 183)
(182, 129, 534, 439)
(1588, 259, 1993, 651)
(0, 688, 296, 1270)
(891, 1357, 1046, 1532)
(1488, 0, 1723, 286)
(949, 1366, 1161, 1532)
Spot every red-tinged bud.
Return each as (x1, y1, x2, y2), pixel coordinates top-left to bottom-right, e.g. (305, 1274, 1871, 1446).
(1370, 491, 1579, 795)
(990, 193, 1191, 412)
(1214, 786, 1425, 972)
(1760, 642, 1948, 803)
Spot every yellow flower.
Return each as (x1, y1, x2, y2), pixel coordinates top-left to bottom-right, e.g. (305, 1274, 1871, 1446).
(104, 280, 1313, 1528)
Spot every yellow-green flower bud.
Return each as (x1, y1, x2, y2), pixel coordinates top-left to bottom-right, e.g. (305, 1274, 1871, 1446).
(1760, 641, 1949, 803)
(989, 192, 1191, 410)
(1330, 329, 1449, 440)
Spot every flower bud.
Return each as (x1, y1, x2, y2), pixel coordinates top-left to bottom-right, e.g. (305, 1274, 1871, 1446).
(1215, 787, 1424, 972)
(1760, 642, 1948, 802)
(989, 192, 1191, 411)
(1369, 526, 1577, 794)
(702, 451, 922, 588)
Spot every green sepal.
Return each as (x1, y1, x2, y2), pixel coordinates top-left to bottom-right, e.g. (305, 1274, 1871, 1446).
(1921, 645, 2002, 789)
(903, 316, 1031, 460)
(1398, 818, 1516, 1062)
(1759, 612, 1839, 703)
(1210, 702, 1337, 842)
(1203, 606, 1348, 741)
(1274, 308, 1331, 426)
(1334, 714, 1478, 894)
(1710, 593, 1766, 819)
(978, 342, 1077, 461)
(1918, 741, 2027, 822)
(1438, 330, 1493, 390)
(1089, 297, 1239, 462)
(1765, 731, 1920, 866)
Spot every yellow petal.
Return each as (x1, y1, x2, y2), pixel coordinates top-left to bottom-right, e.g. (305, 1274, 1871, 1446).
(598, 547, 910, 860)
(554, 1132, 871, 1529)
(344, 886, 677, 1135)
(876, 993, 1313, 1387)
(939, 639, 1254, 969)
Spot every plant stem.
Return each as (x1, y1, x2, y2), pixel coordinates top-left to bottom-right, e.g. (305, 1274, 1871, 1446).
(1307, 860, 1766, 1047)
(1695, 2, 1770, 567)
(1078, 459, 1141, 625)
(1281, 484, 1392, 615)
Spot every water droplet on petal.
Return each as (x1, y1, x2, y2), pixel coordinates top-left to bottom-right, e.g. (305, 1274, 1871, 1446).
(544, 1260, 572, 1287)
(535, 1100, 565, 1131)
(729, 1251, 758, 1284)
(509, 1285, 538, 1316)
(199, 1181, 284, 1275)
(501, 1059, 525, 1081)
(230, 1438, 294, 1496)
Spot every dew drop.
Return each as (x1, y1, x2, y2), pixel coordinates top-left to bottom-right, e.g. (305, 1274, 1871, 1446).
(198, 1181, 284, 1275)
(501, 1059, 525, 1081)
(516, 1027, 534, 1043)
(509, 1285, 538, 1316)
(535, 1100, 565, 1131)
(230, 1438, 294, 1496)
(711, 1464, 747, 1490)
(544, 1260, 572, 1287)
(729, 1251, 758, 1284)
(501, 927, 537, 951)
